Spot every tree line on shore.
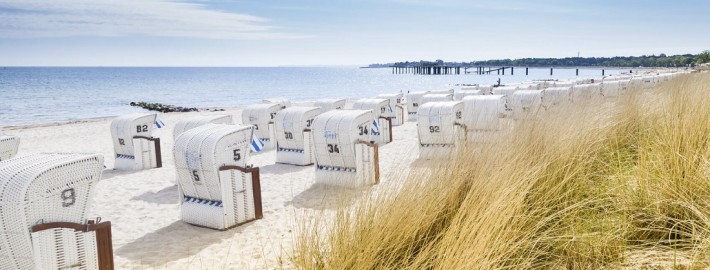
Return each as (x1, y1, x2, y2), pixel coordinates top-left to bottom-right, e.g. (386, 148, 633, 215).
(369, 51, 710, 68)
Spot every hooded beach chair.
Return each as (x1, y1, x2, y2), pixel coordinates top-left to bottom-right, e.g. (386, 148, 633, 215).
(406, 90, 430, 121)
(242, 103, 283, 151)
(461, 95, 509, 143)
(511, 90, 544, 121)
(110, 113, 162, 170)
(312, 110, 379, 187)
(417, 101, 466, 159)
(274, 106, 322, 166)
(0, 153, 113, 270)
(352, 98, 393, 145)
(173, 124, 262, 230)
(376, 93, 406, 126)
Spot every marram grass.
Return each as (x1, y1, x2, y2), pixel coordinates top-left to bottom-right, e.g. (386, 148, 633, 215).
(292, 72, 710, 269)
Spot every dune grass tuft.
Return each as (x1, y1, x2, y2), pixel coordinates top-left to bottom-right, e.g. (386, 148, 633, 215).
(293, 72, 710, 269)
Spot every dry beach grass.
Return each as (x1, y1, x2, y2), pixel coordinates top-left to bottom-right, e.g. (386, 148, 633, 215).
(292, 72, 710, 269)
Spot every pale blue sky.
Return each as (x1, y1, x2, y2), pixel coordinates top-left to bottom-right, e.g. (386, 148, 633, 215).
(0, 0, 707, 66)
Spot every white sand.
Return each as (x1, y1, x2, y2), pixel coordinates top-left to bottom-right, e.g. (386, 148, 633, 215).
(4, 108, 420, 269)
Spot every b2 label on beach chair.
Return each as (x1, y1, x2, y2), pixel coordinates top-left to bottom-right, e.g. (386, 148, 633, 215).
(312, 110, 380, 187)
(110, 113, 162, 170)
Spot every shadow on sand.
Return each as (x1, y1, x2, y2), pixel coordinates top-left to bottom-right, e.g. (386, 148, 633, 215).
(115, 220, 254, 267)
(131, 185, 179, 205)
(286, 183, 365, 210)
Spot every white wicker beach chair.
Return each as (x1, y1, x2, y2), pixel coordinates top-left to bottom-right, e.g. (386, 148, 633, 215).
(541, 86, 572, 109)
(571, 83, 602, 102)
(242, 103, 283, 151)
(406, 90, 430, 122)
(511, 90, 544, 120)
(454, 89, 482, 100)
(0, 153, 112, 270)
(110, 113, 162, 170)
(313, 98, 346, 112)
(0, 134, 20, 161)
(376, 93, 406, 126)
(461, 95, 508, 143)
(173, 114, 233, 141)
(477, 85, 494, 95)
(312, 110, 379, 187)
(262, 97, 291, 109)
(352, 98, 392, 145)
(417, 101, 466, 159)
(173, 124, 262, 230)
(420, 93, 454, 106)
(274, 106, 322, 166)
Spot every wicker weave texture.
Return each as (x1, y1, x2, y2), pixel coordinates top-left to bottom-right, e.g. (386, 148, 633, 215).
(0, 153, 104, 269)
(174, 124, 258, 230)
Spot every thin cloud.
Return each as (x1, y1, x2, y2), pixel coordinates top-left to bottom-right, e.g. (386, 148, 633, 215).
(0, 0, 307, 39)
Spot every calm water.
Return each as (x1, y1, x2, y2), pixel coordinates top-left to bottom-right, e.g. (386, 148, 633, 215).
(0, 67, 627, 126)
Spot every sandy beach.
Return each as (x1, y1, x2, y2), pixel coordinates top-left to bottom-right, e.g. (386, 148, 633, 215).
(3, 106, 420, 269)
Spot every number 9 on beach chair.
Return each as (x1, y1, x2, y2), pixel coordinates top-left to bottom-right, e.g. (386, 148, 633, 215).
(0, 134, 20, 161)
(274, 107, 322, 166)
(242, 103, 283, 151)
(376, 93, 406, 126)
(312, 110, 380, 188)
(417, 101, 466, 159)
(0, 153, 113, 270)
(173, 124, 263, 230)
(110, 113, 162, 170)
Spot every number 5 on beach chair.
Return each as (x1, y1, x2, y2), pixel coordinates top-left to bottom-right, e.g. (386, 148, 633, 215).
(0, 153, 113, 270)
(110, 113, 163, 170)
(173, 124, 263, 230)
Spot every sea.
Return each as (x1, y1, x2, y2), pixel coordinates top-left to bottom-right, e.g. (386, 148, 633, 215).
(0, 66, 630, 126)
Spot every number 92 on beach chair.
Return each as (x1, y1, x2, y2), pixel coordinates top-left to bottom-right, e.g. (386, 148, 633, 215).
(0, 153, 113, 270)
(173, 124, 263, 230)
(417, 101, 466, 159)
(110, 113, 163, 170)
(312, 110, 380, 188)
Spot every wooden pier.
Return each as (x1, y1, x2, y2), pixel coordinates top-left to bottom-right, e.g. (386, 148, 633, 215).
(391, 65, 617, 76)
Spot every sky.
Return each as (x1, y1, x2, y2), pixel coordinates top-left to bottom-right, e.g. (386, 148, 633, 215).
(0, 0, 707, 66)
